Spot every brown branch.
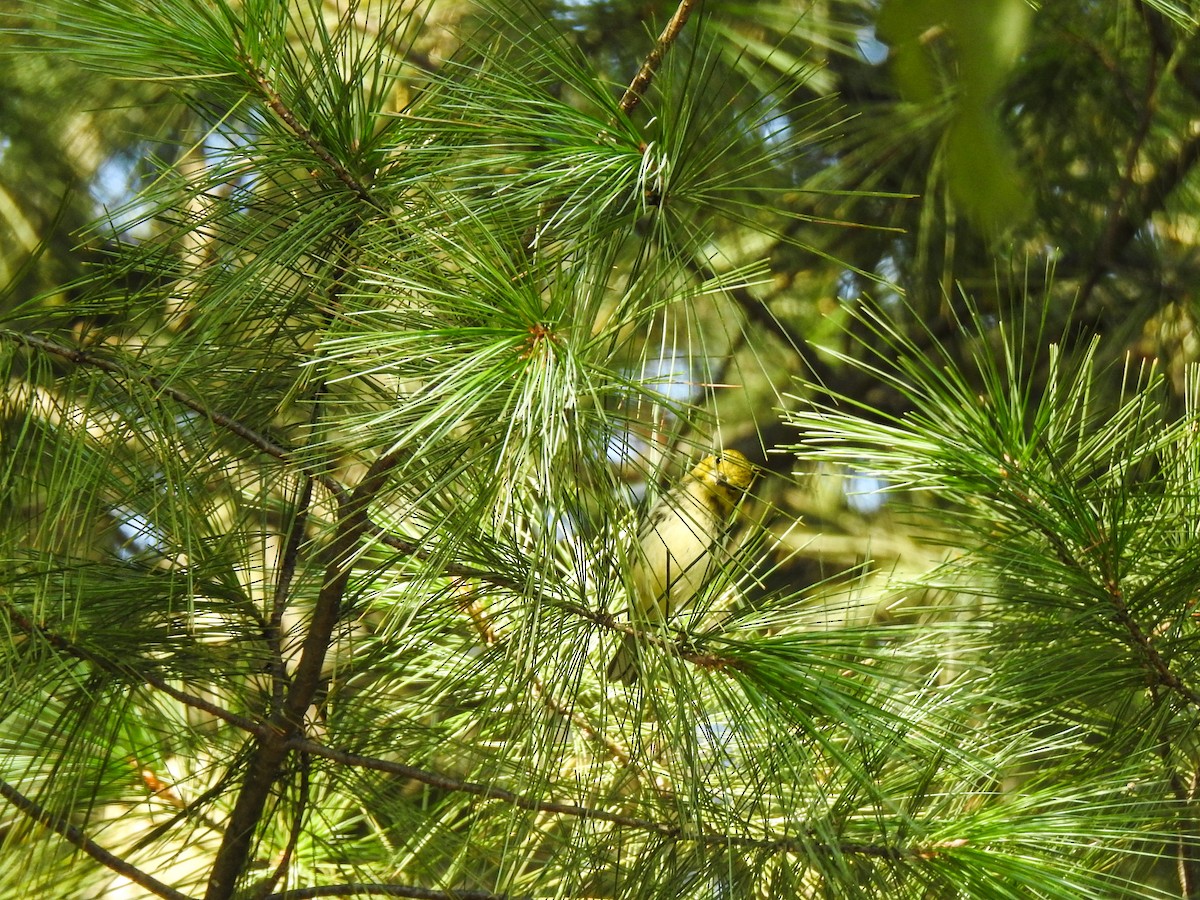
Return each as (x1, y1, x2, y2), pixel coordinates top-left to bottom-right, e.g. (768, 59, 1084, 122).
(1178, 764, 1200, 898)
(2, 592, 922, 879)
(14, 328, 524, 554)
(1138, 0, 1200, 102)
(533, 676, 630, 763)
(1116, 128, 1200, 254)
(205, 447, 407, 900)
(3, 330, 350, 502)
(284, 734, 924, 861)
(1145, 682, 1200, 899)
(287, 734, 671, 834)
(1074, 9, 1200, 311)
(618, 0, 699, 116)
(269, 473, 316, 713)
(554, 597, 746, 677)
(238, 56, 379, 207)
(3, 602, 272, 739)
(252, 753, 312, 900)
(263, 885, 514, 900)
(0, 779, 197, 900)
(1011, 479, 1200, 710)
(1106, 583, 1200, 708)
(9, 327, 535, 581)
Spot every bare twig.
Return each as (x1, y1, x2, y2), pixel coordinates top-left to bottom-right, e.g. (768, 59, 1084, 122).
(287, 734, 667, 833)
(2, 602, 272, 738)
(269, 472, 316, 713)
(618, 0, 699, 116)
(263, 885, 514, 900)
(238, 55, 379, 207)
(0, 779, 197, 900)
(252, 754, 312, 900)
(462, 590, 630, 764)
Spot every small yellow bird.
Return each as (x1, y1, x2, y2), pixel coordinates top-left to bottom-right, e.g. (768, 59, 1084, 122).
(607, 449, 756, 683)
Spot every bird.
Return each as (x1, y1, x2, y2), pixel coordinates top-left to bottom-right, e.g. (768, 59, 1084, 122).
(607, 449, 756, 684)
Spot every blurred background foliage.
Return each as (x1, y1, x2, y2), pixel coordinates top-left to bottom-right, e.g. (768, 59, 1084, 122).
(3, 0, 1200, 897)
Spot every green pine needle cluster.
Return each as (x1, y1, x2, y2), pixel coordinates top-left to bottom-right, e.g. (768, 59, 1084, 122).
(0, 1, 1196, 899)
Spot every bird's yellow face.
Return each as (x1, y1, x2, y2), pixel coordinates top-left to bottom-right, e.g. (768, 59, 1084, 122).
(691, 449, 756, 511)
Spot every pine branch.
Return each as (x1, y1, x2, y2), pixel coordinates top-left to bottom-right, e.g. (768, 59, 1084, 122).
(2, 601, 272, 738)
(1137, 0, 1200, 101)
(618, 0, 699, 116)
(205, 447, 407, 900)
(463, 589, 631, 764)
(284, 734, 931, 862)
(0, 779, 196, 900)
(1012, 486, 1200, 710)
(235, 54, 379, 207)
(1076, 73, 1200, 312)
(262, 885, 516, 900)
(288, 733, 674, 834)
(1107, 584, 1200, 708)
(268, 472, 315, 713)
(6, 599, 917, 872)
(251, 754, 312, 900)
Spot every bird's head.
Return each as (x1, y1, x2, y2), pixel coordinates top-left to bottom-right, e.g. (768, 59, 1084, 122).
(693, 449, 756, 503)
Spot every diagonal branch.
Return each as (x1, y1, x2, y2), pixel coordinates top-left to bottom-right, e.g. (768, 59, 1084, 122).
(1061, 7, 1200, 329)
(2, 601, 272, 738)
(237, 55, 379, 208)
(1138, 0, 1200, 102)
(251, 753, 312, 900)
(3, 330, 342, 495)
(1008, 478, 1200, 710)
(1077, 30, 1163, 310)
(286, 735, 672, 833)
(268, 472, 316, 713)
(263, 885, 515, 900)
(1106, 582, 1200, 709)
(618, 0, 699, 116)
(5, 329, 521, 590)
(0, 779, 196, 900)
